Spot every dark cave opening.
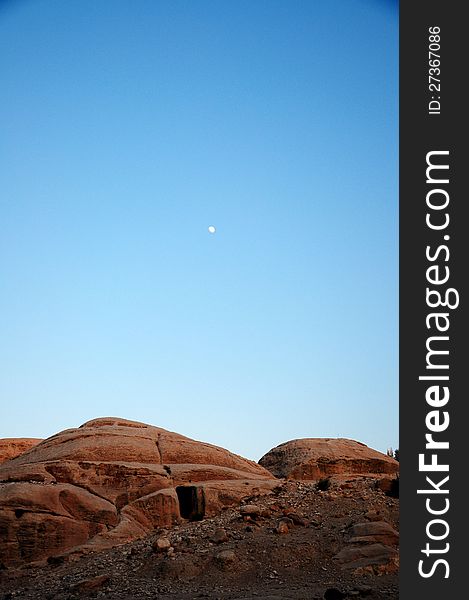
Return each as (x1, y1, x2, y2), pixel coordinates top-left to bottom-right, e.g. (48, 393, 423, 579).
(176, 485, 205, 521)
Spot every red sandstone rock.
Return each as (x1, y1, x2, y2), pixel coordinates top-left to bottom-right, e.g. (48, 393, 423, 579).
(211, 527, 229, 544)
(0, 417, 278, 567)
(152, 536, 171, 552)
(333, 518, 399, 575)
(71, 574, 111, 592)
(259, 438, 399, 481)
(334, 543, 399, 574)
(347, 521, 399, 546)
(0, 439, 42, 464)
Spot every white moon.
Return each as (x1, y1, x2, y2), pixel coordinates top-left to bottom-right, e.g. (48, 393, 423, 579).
(208, 226, 216, 234)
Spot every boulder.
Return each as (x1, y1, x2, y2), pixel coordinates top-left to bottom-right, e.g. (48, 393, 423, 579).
(0, 439, 42, 464)
(239, 504, 262, 517)
(334, 519, 399, 575)
(334, 543, 399, 574)
(259, 438, 398, 481)
(215, 549, 236, 568)
(347, 521, 399, 546)
(211, 527, 228, 544)
(0, 417, 278, 567)
(152, 536, 172, 552)
(275, 520, 290, 534)
(71, 574, 110, 593)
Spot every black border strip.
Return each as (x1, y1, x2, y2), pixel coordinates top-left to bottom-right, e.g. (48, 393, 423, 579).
(400, 1, 465, 596)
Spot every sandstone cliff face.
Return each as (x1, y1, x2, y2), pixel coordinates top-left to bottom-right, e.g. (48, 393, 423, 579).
(258, 438, 398, 481)
(0, 418, 278, 567)
(0, 439, 42, 464)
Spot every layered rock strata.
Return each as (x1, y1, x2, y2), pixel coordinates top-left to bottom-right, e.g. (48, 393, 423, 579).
(0, 418, 278, 566)
(259, 438, 398, 481)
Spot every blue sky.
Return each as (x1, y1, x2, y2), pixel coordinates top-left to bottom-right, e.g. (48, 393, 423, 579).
(0, 0, 398, 460)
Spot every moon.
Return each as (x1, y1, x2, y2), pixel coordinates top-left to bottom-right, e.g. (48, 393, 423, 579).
(208, 226, 216, 234)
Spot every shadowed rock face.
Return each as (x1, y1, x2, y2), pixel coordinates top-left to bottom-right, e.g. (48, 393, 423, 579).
(0, 439, 42, 465)
(259, 438, 398, 481)
(0, 418, 278, 567)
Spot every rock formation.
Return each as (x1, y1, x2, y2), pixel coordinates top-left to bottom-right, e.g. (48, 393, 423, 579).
(0, 438, 42, 465)
(334, 521, 399, 575)
(259, 438, 398, 481)
(0, 417, 278, 567)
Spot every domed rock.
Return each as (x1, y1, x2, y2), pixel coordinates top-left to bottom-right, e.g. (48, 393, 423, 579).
(0, 438, 42, 464)
(258, 438, 398, 481)
(0, 417, 278, 567)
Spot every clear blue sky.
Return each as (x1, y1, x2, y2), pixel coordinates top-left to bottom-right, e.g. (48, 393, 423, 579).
(0, 0, 398, 460)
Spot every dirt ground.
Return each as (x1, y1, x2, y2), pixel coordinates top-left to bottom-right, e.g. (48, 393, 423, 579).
(0, 478, 399, 600)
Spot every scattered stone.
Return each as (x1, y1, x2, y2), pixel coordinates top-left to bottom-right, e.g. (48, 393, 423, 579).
(211, 528, 228, 544)
(275, 520, 289, 535)
(240, 505, 262, 517)
(215, 549, 236, 567)
(71, 574, 110, 592)
(153, 536, 171, 552)
(285, 512, 309, 527)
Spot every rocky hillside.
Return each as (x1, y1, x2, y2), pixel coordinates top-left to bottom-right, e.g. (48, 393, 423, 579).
(0, 418, 277, 567)
(0, 477, 399, 599)
(0, 419, 399, 599)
